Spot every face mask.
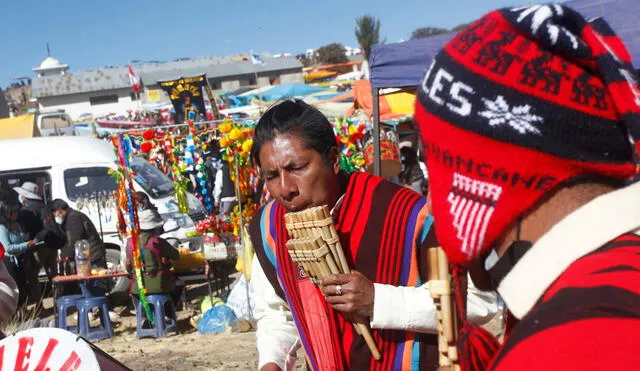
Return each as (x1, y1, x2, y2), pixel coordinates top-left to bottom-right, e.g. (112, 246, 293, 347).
(55, 216, 64, 225)
(17, 197, 25, 205)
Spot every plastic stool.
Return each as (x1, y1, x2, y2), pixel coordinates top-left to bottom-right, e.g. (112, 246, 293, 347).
(78, 296, 113, 341)
(135, 294, 177, 338)
(56, 294, 84, 333)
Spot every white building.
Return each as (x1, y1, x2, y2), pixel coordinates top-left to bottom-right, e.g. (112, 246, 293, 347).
(344, 46, 362, 57)
(31, 53, 304, 120)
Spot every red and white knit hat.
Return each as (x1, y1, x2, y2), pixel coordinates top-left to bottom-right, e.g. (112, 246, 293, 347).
(415, 4, 640, 267)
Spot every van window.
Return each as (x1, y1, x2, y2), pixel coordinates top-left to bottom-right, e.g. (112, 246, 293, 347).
(130, 157, 174, 199)
(64, 167, 117, 201)
(0, 172, 51, 204)
(40, 115, 71, 129)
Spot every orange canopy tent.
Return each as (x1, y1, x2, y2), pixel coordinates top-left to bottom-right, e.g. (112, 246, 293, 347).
(347, 80, 415, 121)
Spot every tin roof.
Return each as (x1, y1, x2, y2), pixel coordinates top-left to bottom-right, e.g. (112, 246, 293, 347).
(32, 55, 303, 98)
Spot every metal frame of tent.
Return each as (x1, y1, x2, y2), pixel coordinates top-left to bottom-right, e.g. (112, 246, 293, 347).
(368, 33, 455, 175)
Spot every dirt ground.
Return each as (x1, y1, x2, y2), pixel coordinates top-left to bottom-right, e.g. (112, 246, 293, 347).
(22, 277, 503, 371)
(96, 310, 261, 371)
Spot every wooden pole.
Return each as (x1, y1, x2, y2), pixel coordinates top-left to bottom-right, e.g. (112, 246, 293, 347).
(372, 87, 381, 177)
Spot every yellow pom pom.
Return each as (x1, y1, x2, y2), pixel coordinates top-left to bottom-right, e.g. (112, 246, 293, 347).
(228, 128, 240, 141)
(242, 138, 253, 153)
(219, 122, 232, 134)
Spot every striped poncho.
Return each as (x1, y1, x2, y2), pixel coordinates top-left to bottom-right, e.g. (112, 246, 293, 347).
(250, 171, 439, 370)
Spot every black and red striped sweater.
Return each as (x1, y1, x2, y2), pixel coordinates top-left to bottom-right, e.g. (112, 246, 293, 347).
(491, 233, 640, 370)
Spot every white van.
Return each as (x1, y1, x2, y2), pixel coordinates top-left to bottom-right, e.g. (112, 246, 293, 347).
(0, 136, 205, 292)
(36, 110, 76, 137)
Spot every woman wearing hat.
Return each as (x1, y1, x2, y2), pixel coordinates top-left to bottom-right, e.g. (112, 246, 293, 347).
(126, 204, 181, 303)
(0, 201, 38, 306)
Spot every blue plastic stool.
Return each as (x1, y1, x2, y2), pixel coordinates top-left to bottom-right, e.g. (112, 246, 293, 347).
(56, 294, 84, 333)
(135, 294, 177, 338)
(78, 296, 113, 341)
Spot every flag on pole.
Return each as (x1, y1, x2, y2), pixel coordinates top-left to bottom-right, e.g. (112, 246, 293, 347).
(250, 51, 264, 65)
(128, 65, 140, 93)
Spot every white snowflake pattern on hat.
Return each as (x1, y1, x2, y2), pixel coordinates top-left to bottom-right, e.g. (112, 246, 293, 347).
(478, 95, 543, 135)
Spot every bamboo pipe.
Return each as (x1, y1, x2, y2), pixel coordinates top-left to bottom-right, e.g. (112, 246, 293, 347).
(318, 206, 350, 273)
(438, 248, 455, 344)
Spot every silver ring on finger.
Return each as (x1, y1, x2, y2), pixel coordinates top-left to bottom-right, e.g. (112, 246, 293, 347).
(335, 284, 343, 296)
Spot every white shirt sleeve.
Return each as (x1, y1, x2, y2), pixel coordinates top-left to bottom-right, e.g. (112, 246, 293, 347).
(251, 255, 300, 370)
(0, 261, 18, 322)
(370, 274, 497, 332)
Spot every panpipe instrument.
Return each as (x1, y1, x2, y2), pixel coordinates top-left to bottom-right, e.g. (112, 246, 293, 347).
(285, 205, 381, 361)
(427, 247, 460, 371)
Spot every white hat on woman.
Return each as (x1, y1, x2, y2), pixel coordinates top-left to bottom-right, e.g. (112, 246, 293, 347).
(138, 209, 165, 231)
(13, 182, 42, 200)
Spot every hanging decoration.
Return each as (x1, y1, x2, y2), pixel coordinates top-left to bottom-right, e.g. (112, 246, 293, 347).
(332, 117, 366, 173)
(111, 134, 154, 322)
(217, 120, 259, 234)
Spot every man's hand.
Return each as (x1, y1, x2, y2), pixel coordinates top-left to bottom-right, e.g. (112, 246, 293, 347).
(259, 363, 282, 371)
(319, 270, 375, 319)
(27, 240, 37, 248)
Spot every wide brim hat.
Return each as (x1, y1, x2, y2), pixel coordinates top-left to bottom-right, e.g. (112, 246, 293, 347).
(13, 182, 42, 200)
(138, 209, 165, 231)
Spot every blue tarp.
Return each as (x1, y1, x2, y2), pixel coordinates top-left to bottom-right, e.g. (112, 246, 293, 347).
(370, 0, 640, 89)
(255, 84, 328, 102)
(226, 84, 328, 106)
(370, 32, 456, 89)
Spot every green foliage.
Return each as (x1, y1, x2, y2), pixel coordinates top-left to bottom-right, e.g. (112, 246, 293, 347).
(410, 27, 450, 40)
(355, 15, 381, 60)
(317, 43, 348, 65)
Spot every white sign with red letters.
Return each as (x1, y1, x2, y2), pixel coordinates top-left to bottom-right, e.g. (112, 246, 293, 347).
(0, 328, 99, 371)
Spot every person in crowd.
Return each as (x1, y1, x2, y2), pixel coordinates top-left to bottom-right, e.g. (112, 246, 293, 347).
(13, 182, 45, 241)
(208, 141, 237, 214)
(50, 199, 107, 297)
(0, 243, 19, 324)
(248, 99, 496, 370)
(13, 181, 62, 295)
(0, 201, 37, 306)
(12, 181, 48, 301)
(126, 206, 181, 304)
(414, 5, 640, 369)
(399, 145, 426, 194)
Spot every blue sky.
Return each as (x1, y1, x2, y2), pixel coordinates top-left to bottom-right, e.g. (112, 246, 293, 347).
(2, 0, 535, 87)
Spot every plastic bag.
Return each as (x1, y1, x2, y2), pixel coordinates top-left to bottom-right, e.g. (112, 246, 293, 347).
(197, 304, 237, 334)
(199, 295, 224, 313)
(226, 274, 255, 320)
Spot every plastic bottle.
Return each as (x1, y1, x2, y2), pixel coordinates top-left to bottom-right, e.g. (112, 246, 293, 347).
(74, 240, 91, 276)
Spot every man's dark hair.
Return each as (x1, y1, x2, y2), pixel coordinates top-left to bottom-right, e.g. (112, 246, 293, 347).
(251, 99, 338, 167)
(50, 199, 70, 212)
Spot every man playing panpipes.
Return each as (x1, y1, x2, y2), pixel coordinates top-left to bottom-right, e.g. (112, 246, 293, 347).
(414, 4, 640, 370)
(249, 99, 497, 370)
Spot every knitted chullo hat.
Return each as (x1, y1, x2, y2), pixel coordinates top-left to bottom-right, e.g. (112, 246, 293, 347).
(415, 4, 640, 267)
(414, 4, 640, 370)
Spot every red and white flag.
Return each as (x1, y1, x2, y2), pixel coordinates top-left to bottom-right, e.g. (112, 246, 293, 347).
(128, 65, 140, 93)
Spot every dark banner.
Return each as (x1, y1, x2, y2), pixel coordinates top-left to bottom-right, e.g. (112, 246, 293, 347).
(158, 75, 208, 123)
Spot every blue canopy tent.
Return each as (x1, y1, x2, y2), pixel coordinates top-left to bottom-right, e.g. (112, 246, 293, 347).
(368, 33, 456, 175)
(367, 0, 640, 176)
